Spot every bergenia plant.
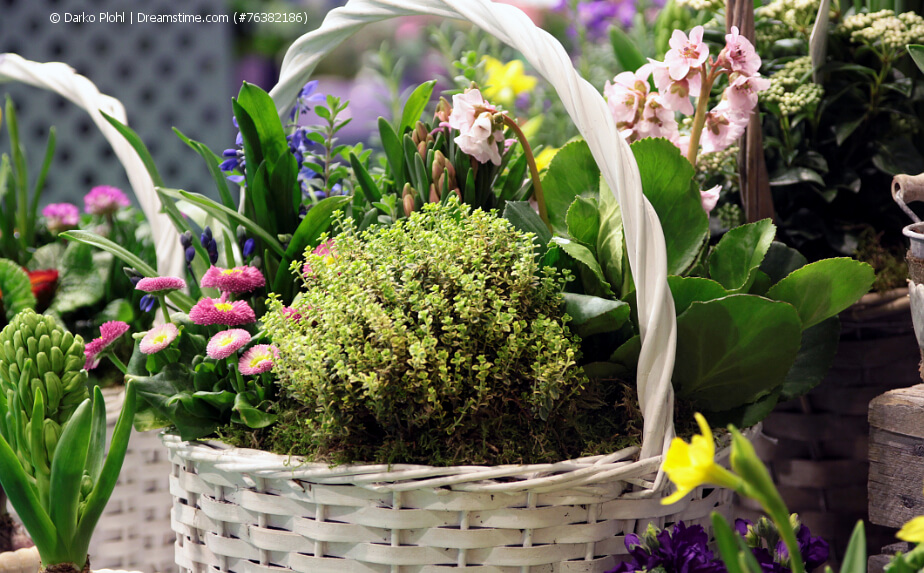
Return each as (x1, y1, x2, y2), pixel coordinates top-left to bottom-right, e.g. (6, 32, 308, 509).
(0, 310, 135, 573)
(604, 25, 770, 168)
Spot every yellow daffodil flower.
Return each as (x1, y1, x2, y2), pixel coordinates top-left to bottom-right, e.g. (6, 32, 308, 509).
(535, 147, 559, 172)
(482, 56, 537, 107)
(661, 413, 742, 505)
(897, 516, 924, 543)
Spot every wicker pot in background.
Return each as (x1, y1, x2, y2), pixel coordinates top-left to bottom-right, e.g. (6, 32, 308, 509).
(736, 289, 916, 564)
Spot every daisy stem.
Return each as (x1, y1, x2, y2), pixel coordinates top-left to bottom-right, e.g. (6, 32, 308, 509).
(502, 115, 549, 231)
(107, 352, 128, 375)
(230, 361, 246, 394)
(686, 66, 717, 168)
(157, 295, 172, 324)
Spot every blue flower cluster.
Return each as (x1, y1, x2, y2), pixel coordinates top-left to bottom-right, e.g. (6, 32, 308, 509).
(607, 519, 829, 573)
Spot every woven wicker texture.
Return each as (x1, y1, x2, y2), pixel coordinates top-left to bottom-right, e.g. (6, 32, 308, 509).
(165, 436, 736, 573)
(88, 389, 174, 573)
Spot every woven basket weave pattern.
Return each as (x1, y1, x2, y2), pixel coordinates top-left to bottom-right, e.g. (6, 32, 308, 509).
(166, 438, 733, 573)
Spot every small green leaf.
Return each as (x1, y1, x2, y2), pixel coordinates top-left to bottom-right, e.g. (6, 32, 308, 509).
(766, 258, 874, 329)
(839, 522, 866, 573)
(711, 513, 746, 573)
(759, 241, 807, 284)
(0, 432, 56, 560)
(667, 276, 727, 315)
(232, 393, 277, 428)
(552, 237, 612, 296)
(100, 112, 164, 187)
(707, 389, 781, 428)
(49, 398, 92, 550)
(909, 45, 924, 75)
(378, 117, 406, 189)
(708, 219, 776, 292)
(173, 128, 236, 211)
(770, 167, 826, 186)
(540, 140, 600, 235)
(49, 242, 105, 314)
(399, 81, 436, 135)
(562, 293, 630, 337)
(0, 259, 36, 321)
(609, 28, 648, 83)
(284, 195, 351, 260)
(236, 82, 288, 164)
(350, 152, 382, 203)
(780, 316, 840, 401)
(566, 196, 600, 250)
(597, 180, 629, 296)
(503, 201, 551, 248)
(674, 295, 803, 411)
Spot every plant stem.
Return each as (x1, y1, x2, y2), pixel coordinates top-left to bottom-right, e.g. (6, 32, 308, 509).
(107, 353, 127, 375)
(157, 295, 172, 324)
(502, 115, 550, 230)
(686, 66, 716, 168)
(767, 498, 806, 573)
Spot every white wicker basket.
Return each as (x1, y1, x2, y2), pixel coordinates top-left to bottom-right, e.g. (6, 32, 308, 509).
(0, 56, 179, 573)
(161, 1, 706, 572)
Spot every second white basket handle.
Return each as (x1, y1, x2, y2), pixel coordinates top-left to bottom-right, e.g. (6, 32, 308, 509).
(0, 53, 184, 280)
(270, 0, 678, 462)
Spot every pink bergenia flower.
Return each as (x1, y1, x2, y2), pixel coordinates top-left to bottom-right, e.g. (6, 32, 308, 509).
(84, 185, 130, 215)
(725, 74, 771, 114)
(189, 297, 256, 326)
(665, 26, 709, 81)
(720, 27, 761, 77)
(650, 61, 702, 116)
(701, 101, 748, 154)
(638, 94, 680, 143)
(700, 185, 721, 215)
(136, 276, 187, 294)
(42, 203, 79, 233)
(201, 265, 265, 294)
(139, 323, 179, 355)
(206, 329, 252, 360)
(239, 344, 279, 375)
(448, 89, 505, 165)
(84, 320, 130, 370)
(603, 66, 651, 134)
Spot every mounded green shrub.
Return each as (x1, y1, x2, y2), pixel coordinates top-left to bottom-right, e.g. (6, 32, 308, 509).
(263, 200, 632, 465)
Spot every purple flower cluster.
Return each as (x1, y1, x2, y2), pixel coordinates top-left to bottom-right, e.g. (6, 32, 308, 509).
(607, 520, 829, 573)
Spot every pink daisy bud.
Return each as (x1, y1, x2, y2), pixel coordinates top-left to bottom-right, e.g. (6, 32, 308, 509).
(42, 203, 79, 233)
(84, 185, 131, 215)
(238, 344, 279, 375)
(189, 297, 256, 326)
(136, 276, 187, 295)
(139, 323, 180, 354)
(200, 265, 266, 294)
(84, 320, 130, 370)
(448, 88, 505, 166)
(206, 329, 252, 360)
(701, 185, 721, 215)
(665, 26, 709, 82)
(719, 27, 761, 77)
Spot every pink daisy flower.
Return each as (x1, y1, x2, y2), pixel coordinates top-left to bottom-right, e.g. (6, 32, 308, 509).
(238, 344, 279, 375)
(281, 306, 303, 322)
(189, 297, 256, 326)
(303, 241, 337, 276)
(84, 320, 130, 369)
(136, 276, 187, 294)
(200, 265, 265, 294)
(206, 329, 252, 360)
(84, 185, 131, 215)
(42, 203, 79, 233)
(139, 323, 180, 355)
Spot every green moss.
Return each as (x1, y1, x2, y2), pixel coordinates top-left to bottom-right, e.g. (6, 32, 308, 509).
(260, 200, 639, 465)
(855, 227, 907, 292)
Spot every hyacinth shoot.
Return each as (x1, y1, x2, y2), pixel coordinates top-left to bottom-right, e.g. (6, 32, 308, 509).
(264, 199, 632, 466)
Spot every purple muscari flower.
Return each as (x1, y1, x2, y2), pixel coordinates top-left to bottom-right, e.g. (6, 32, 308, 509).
(185, 246, 196, 264)
(200, 226, 219, 264)
(288, 80, 326, 120)
(242, 238, 255, 258)
(220, 117, 247, 184)
(139, 294, 157, 313)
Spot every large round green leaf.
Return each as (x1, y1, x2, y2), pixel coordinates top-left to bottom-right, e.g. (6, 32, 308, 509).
(707, 219, 776, 292)
(539, 140, 600, 235)
(765, 258, 874, 329)
(674, 295, 803, 411)
(668, 276, 727, 315)
(0, 259, 36, 321)
(630, 138, 706, 275)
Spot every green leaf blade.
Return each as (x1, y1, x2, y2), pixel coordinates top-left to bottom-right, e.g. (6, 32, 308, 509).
(765, 258, 874, 329)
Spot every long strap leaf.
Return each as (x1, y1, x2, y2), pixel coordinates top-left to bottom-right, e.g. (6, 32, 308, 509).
(0, 432, 56, 561)
(84, 387, 106, 484)
(48, 398, 92, 556)
(73, 382, 136, 561)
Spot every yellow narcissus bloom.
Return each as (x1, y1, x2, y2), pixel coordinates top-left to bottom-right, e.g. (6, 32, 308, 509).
(482, 56, 537, 107)
(661, 413, 742, 505)
(535, 147, 559, 172)
(897, 516, 924, 543)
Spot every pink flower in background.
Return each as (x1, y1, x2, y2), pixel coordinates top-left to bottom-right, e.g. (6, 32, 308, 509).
(725, 74, 771, 113)
(604, 66, 651, 132)
(84, 320, 130, 370)
(206, 329, 252, 360)
(136, 276, 187, 294)
(701, 101, 748, 153)
(303, 241, 338, 276)
(638, 94, 680, 142)
(238, 344, 279, 375)
(449, 89, 505, 165)
(700, 185, 721, 215)
(42, 203, 79, 233)
(665, 26, 709, 81)
(720, 27, 761, 77)
(650, 61, 702, 115)
(281, 306, 303, 322)
(139, 323, 179, 354)
(84, 185, 130, 215)
(201, 265, 265, 294)
(189, 297, 256, 326)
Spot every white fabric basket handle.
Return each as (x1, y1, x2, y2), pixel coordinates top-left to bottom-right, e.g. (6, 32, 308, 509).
(0, 53, 184, 279)
(271, 0, 678, 461)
